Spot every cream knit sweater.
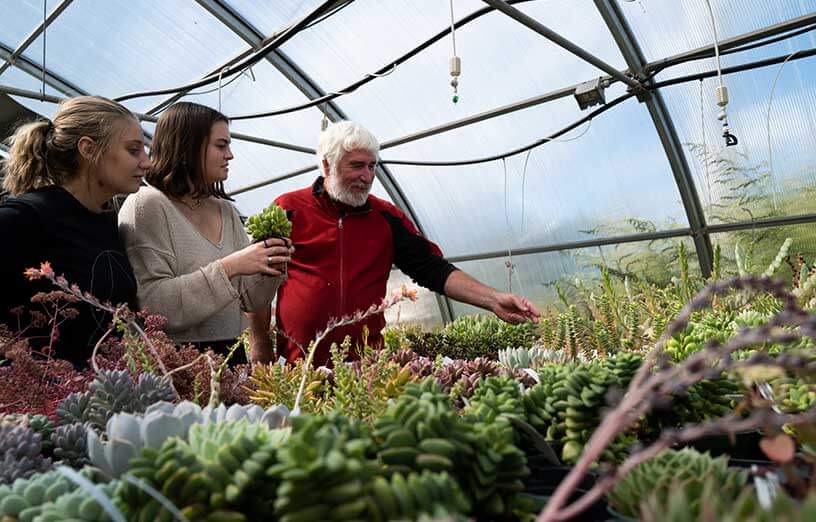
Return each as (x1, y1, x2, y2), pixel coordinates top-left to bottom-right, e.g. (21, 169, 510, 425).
(118, 186, 281, 342)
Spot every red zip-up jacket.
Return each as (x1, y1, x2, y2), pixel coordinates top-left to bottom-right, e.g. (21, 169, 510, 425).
(274, 177, 457, 366)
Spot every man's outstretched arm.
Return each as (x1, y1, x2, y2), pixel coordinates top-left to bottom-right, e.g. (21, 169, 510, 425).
(442, 270, 541, 324)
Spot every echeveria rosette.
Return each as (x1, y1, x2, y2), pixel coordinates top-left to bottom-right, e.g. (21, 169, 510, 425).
(246, 203, 292, 242)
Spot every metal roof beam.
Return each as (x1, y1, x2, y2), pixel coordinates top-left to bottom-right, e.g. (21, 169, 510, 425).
(447, 211, 816, 263)
(646, 11, 816, 74)
(0, 40, 86, 97)
(0, 0, 74, 77)
(195, 0, 454, 322)
(594, 0, 713, 278)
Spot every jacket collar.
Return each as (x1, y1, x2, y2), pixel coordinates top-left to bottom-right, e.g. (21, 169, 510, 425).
(312, 176, 371, 214)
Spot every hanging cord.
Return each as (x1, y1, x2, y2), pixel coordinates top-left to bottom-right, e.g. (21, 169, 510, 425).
(449, 0, 461, 103)
(699, 79, 713, 205)
(621, 0, 647, 14)
(217, 66, 231, 113)
(766, 50, 800, 210)
(703, 0, 738, 146)
(40, 0, 46, 99)
(520, 149, 532, 234)
(502, 157, 515, 293)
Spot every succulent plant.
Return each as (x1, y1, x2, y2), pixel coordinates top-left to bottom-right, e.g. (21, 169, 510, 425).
(35, 478, 118, 522)
(607, 448, 747, 519)
(116, 419, 289, 521)
(463, 376, 525, 426)
(0, 422, 52, 484)
(0, 468, 96, 521)
(87, 400, 289, 478)
(246, 202, 292, 241)
(56, 391, 92, 426)
(1, 414, 55, 453)
(498, 345, 564, 370)
(373, 379, 527, 517)
(51, 422, 90, 468)
(134, 373, 176, 409)
(87, 370, 138, 430)
(522, 354, 644, 464)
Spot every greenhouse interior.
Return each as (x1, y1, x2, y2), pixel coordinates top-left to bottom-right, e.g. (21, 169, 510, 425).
(2, 0, 816, 520)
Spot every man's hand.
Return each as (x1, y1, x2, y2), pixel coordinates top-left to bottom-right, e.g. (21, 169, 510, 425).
(443, 270, 540, 324)
(491, 292, 541, 324)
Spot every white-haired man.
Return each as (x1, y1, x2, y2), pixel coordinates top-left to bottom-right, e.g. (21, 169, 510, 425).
(267, 121, 540, 366)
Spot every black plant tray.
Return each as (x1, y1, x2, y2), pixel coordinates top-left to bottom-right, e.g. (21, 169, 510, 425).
(683, 430, 765, 460)
(522, 465, 609, 522)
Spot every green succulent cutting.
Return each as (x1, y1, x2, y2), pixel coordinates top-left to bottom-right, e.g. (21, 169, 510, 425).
(246, 203, 292, 242)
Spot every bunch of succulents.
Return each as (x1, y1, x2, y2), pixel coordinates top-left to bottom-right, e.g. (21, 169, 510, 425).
(245, 202, 292, 242)
(372, 379, 529, 517)
(56, 369, 176, 431)
(522, 352, 643, 464)
(607, 449, 748, 520)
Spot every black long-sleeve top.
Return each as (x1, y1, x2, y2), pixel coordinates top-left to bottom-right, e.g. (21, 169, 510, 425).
(0, 186, 137, 367)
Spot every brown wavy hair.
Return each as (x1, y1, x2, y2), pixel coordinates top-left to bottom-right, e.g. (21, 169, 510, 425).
(146, 102, 231, 200)
(2, 95, 135, 196)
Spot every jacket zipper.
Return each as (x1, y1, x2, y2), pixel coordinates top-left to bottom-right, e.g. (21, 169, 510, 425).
(338, 215, 344, 315)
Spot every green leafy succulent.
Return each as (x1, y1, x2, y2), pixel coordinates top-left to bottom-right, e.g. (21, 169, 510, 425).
(246, 203, 292, 242)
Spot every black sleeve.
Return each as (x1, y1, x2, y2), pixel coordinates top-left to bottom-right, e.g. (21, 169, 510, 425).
(0, 202, 47, 320)
(380, 211, 458, 295)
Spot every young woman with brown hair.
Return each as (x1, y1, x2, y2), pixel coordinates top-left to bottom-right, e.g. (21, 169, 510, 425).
(0, 95, 150, 367)
(118, 102, 290, 363)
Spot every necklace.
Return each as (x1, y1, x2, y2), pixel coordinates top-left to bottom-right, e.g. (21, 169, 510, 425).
(178, 196, 202, 211)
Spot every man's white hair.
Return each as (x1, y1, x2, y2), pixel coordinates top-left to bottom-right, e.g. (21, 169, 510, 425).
(316, 121, 380, 175)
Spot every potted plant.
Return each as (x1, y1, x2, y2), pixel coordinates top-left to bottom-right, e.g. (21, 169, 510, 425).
(246, 203, 293, 276)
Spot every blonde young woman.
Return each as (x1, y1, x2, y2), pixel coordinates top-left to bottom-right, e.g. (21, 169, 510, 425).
(118, 102, 290, 364)
(0, 96, 150, 367)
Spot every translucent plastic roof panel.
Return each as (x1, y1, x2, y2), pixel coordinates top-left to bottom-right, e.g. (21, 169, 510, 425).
(17, 0, 247, 114)
(621, 0, 816, 63)
(275, 0, 627, 140)
(161, 59, 327, 153)
(225, 0, 324, 34)
(658, 56, 816, 225)
(230, 168, 393, 218)
(449, 236, 699, 318)
(381, 89, 689, 258)
(0, 0, 60, 52)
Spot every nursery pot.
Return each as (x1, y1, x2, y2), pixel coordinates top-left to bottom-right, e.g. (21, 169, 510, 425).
(256, 234, 291, 277)
(523, 465, 608, 522)
(685, 430, 765, 460)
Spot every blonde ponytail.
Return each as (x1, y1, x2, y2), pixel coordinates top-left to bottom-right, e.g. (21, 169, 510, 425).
(2, 95, 136, 196)
(3, 120, 52, 195)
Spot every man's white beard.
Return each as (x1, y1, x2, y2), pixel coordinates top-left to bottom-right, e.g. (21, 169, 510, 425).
(325, 174, 370, 207)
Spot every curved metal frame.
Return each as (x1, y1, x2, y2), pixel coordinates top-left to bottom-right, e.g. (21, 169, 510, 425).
(3, 1, 815, 322)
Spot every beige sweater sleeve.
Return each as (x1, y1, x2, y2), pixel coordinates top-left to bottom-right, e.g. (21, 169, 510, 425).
(224, 204, 282, 313)
(118, 189, 243, 334)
